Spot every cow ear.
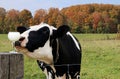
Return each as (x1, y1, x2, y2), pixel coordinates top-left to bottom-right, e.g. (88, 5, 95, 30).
(17, 26, 29, 34)
(57, 25, 70, 37)
(52, 25, 70, 38)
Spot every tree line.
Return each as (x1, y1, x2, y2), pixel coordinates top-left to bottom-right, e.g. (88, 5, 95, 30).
(0, 4, 120, 33)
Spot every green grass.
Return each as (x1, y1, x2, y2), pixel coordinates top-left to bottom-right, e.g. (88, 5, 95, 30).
(0, 34, 12, 52)
(80, 40, 120, 79)
(0, 34, 120, 79)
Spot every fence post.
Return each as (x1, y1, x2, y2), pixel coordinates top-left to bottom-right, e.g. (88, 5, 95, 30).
(0, 53, 24, 79)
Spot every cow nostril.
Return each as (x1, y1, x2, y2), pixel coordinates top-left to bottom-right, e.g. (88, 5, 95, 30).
(15, 41, 21, 46)
(19, 37, 25, 41)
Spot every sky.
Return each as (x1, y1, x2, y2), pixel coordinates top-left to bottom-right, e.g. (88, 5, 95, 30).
(0, 0, 120, 15)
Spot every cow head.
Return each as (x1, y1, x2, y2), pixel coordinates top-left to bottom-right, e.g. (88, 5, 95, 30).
(15, 23, 70, 64)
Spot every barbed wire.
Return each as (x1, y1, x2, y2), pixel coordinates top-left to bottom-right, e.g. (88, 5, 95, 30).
(53, 64, 80, 66)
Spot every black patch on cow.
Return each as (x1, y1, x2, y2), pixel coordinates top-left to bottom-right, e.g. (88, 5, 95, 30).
(50, 38, 58, 63)
(57, 25, 70, 37)
(54, 34, 81, 78)
(50, 25, 81, 78)
(17, 26, 29, 34)
(52, 25, 70, 38)
(26, 26, 50, 52)
(50, 25, 70, 63)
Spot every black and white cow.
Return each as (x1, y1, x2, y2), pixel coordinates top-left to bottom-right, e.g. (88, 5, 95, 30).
(15, 23, 82, 79)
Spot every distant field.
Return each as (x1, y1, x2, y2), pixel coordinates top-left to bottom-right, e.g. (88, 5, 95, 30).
(0, 34, 120, 79)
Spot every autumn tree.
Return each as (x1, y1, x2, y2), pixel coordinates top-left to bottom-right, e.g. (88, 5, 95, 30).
(56, 13, 67, 27)
(4, 9, 19, 32)
(34, 9, 47, 25)
(0, 4, 120, 33)
(92, 12, 103, 32)
(47, 8, 60, 27)
(19, 9, 33, 26)
(0, 7, 6, 33)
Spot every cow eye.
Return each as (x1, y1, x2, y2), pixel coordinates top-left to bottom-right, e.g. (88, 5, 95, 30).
(19, 37, 25, 41)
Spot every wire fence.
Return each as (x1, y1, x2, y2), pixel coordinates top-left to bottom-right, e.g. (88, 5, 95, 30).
(36, 64, 81, 79)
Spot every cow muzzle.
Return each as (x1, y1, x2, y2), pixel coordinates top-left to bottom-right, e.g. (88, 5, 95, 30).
(15, 41, 21, 46)
(15, 37, 25, 47)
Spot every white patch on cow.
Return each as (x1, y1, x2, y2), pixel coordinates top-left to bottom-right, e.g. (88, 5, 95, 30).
(29, 22, 50, 31)
(43, 68, 48, 79)
(29, 23, 56, 37)
(48, 72, 52, 79)
(77, 75, 80, 79)
(17, 39, 53, 64)
(49, 26, 57, 35)
(30, 40, 53, 64)
(43, 67, 56, 79)
(67, 32, 80, 50)
(20, 31, 29, 47)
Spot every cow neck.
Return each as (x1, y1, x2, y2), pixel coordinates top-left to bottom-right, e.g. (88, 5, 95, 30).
(54, 38, 59, 63)
(50, 36, 59, 64)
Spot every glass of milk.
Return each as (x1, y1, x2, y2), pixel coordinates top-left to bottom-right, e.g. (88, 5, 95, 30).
(8, 32, 20, 53)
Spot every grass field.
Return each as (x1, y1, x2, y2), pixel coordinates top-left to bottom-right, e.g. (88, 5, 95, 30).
(0, 34, 120, 79)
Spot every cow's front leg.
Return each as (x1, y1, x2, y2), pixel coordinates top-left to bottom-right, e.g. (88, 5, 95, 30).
(74, 72, 80, 79)
(37, 60, 55, 79)
(37, 60, 48, 78)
